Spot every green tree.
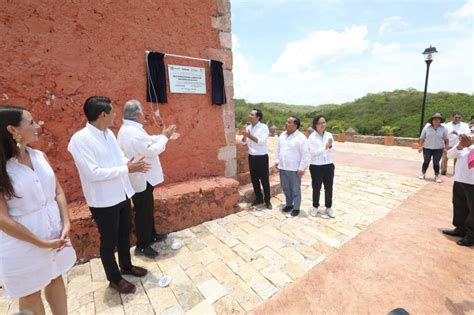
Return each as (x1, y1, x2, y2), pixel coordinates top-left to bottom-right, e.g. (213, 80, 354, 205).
(234, 90, 474, 138)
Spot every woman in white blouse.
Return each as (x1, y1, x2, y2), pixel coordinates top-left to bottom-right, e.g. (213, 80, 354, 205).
(0, 106, 76, 314)
(308, 115, 336, 219)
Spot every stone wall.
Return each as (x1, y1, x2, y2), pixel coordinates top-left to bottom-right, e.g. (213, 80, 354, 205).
(236, 142, 250, 174)
(70, 177, 241, 261)
(213, 0, 237, 178)
(0, 0, 236, 202)
(1, 0, 240, 261)
(345, 135, 418, 147)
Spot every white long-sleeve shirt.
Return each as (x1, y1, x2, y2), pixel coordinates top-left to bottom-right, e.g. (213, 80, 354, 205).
(68, 123, 135, 208)
(444, 121, 471, 147)
(275, 130, 310, 171)
(117, 119, 168, 193)
(242, 122, 269, 155)
(447, 145, 474, 185)
(308, 131, 335, 165)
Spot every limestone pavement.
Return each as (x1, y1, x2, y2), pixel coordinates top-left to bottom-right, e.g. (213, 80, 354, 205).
(0, 141, 426, 314)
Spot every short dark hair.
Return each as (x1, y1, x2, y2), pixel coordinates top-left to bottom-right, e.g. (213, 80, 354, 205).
(290, 116, 301, 129)
(312, 115, 327, 130)
(83, 96, 112, 122)
(452, 112, 462, 117)
(253, 109, 263, 121)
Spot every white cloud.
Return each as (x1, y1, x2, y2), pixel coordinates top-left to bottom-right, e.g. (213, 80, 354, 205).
(232, 34, 257, 101)
(233, 37, 322, 105)
(396, 21, 464, 36)
(232, 35, 472, 106)
(271, 25, 370, 73)
(445, 0, 474, 19)
(372, 42, 400, 55)
(379, 16, 409, 36)
(232, 4, 473, 107)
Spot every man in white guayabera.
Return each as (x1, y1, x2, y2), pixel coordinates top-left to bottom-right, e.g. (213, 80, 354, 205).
(275, 116, 310, 218)
(118, 99, 177, 259)
(241, 109, 272, 209)
(441, 112, 470, 175)
(68, 96, 150, 295)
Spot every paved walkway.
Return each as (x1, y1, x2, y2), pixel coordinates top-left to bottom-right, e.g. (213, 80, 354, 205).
(253, 180, 474, 315)
(253, 154, 474, 314)
(2, 140, 463, 315)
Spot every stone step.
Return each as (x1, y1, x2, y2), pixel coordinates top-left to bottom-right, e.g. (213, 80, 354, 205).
(69, 176, 240, 262)
(238, 173, 281, 203)
(237, 165, 279, 186)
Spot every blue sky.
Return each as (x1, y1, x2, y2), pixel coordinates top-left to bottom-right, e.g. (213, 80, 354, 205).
(231, 0, 473, 105)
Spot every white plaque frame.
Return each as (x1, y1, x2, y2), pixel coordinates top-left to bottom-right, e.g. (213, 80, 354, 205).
(168, 64, 206, 94)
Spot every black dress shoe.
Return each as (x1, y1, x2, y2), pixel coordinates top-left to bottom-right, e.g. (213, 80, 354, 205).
(134, 246, 159, 258)
(265, 202, 272, 209)
(290, 209, 300, 217)
(457, 237, 474, 247)
(282, 205, 293, 212)
(109, 279, 136, 294)
(121, 265, 148, 277)
(251, 199, 264, 206)
(442, 228, 466, 237)
(152, 233, 168, 243)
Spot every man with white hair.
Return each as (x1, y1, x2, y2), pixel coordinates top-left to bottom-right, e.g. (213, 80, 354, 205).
(118, 100, 176, 258)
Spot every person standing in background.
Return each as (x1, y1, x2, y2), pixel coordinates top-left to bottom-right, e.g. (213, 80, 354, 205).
(418, 113, 449, 183)
(241, 109, 272, 209)
(441, 112, 470, 175)
(308, 115, 336, 219)
(469, 115, 474, 133)
(275, 116, 310, 217)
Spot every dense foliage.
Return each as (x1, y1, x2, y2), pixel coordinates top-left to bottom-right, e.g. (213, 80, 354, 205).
(235, 89, 473, 137)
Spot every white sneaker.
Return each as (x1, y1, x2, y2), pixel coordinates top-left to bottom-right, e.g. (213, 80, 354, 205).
(435, 176, 442, 183)
(326, 208, 335, 218)
(310, 207, 319, 217)
(319, 212, 330, 219)
(418, 174, 426, 180)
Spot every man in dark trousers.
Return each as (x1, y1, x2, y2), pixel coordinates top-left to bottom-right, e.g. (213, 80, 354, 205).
(443, 133, 474, 246)
(68, 96, 150, 294)
(118, 99, 176, 258)
(241, 109, 272, 209)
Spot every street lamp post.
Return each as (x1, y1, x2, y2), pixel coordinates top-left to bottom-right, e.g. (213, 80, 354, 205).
(419, 45, 438, 135)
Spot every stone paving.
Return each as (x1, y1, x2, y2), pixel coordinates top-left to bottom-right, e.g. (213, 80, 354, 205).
(335, 141, 421, 161)
(0, 141, 428, 314)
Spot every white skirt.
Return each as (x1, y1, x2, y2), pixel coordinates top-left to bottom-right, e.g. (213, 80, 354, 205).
(0, 202, 77, 298)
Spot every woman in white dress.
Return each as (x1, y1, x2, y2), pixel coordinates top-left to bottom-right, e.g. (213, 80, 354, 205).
(0, 106, 76, 315)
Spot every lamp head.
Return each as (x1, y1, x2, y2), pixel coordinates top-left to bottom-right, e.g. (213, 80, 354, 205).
(422, 45, 438, 61)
